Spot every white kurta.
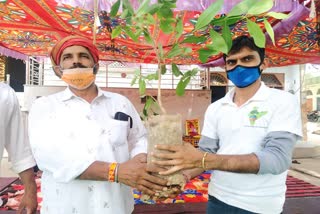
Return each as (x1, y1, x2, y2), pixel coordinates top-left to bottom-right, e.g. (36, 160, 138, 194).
(0, 83, 35, 175)
(28, 87, 147, 214)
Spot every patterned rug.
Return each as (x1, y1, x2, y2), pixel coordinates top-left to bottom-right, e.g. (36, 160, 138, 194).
(1, 171, 320, 211)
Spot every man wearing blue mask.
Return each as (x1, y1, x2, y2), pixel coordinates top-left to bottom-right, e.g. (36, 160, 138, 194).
(152, 35, 303, 213)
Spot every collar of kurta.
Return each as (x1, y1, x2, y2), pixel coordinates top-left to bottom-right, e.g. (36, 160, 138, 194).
(59, 86, 109, 102)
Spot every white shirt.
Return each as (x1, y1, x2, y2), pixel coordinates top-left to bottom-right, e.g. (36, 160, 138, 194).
(0, 83, 35, 175)
(28, 87, 147, 214)
(202, 82, 302, 214)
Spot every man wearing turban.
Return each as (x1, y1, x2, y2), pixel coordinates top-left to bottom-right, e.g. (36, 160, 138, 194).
(28, 36, 167, 214)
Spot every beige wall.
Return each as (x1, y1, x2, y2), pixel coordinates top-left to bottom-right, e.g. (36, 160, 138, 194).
(105, 88, 211, 132)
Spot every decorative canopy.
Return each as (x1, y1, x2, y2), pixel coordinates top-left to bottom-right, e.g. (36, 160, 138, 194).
(0, 0, 319, 67)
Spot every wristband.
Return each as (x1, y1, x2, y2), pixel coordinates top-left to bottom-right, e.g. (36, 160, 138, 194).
(202, 152, 208, 170)
(108, 162, 117, 182)
(115, 163, 119, 183)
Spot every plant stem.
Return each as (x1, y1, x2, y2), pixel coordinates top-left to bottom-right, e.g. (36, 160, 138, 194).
(150, 19, 166, 114)
(157, 64, 166, 114)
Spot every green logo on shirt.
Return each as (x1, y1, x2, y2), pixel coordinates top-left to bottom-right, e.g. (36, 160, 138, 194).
(248, 107, 268, 125)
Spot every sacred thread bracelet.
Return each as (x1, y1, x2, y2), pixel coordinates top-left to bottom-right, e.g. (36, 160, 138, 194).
(108, 162, 117, 182)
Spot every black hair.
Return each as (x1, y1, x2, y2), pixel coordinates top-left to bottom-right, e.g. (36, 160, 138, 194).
(223, 36, 265, 62)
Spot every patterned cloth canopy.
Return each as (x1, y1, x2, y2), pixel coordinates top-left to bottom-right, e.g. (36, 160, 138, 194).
(0, 0, 319, 67)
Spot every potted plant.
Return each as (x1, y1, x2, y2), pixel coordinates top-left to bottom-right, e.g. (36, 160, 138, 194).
(109, 0, 288, 200)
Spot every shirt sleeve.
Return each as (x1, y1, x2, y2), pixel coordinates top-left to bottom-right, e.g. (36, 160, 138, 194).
(28, 98, 95, 183)
(255, 131, 298, 175)
(198, 135, 219, 153)
(5, 86, 36, 174)
(201, 103, 219, 140)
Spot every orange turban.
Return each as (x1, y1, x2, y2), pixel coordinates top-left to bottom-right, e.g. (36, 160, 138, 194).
(50, 35, 99, 66)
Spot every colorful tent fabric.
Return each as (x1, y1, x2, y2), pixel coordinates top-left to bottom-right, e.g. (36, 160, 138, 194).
(0, 0, 319, 67)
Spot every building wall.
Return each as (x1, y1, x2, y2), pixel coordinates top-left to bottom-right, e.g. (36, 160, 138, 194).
(303, 64, 320, 111)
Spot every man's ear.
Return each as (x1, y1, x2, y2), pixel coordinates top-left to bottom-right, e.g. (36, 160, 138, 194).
(93, 63, 99, 74)
(53, 66, 62, 78)
(260, 58, 269, 72)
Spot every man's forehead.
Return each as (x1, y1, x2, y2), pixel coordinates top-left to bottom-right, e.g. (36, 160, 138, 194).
(226, 47, 259, 59)
(61, 45, 90, 55)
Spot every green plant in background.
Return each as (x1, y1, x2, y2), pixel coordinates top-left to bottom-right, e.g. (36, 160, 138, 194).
(109, 0, 289, 118)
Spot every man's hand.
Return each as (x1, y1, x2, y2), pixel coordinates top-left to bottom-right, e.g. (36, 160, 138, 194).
(18, 168, 38, 214)
(118, 153, 168, 196)
(152, 143, 204, 175)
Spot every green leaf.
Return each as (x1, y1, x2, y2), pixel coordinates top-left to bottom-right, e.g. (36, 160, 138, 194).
(248, 0, 273, 15)
(190, 68, 199, 76)
(227, 0, 256, 17)
(263, 18, 275, 45)
(122, 0, 134, 15)
(145, 13, 156, 24)
(182, 35, 207, 44)
(176, 76, 191, 96)
(183, 47, 192, 54)
(145, 96, 153, 110)
(111, 25, 122, 39)
(158, 6, 173, 18)
(266, 12, 290, 20)
(166, 44, 183, 58)
(212, 15, 242, 26)
(123, 26, 138, 42)
(246, 19, 265, 48)
(162, 2, 176, 9)
(160, 64, 166, 75)
(139, 78, 146, 96)
(172, 63, 183, 77)
(154, 70, 159, 80)
(158, 43, 164, 59)
(194, 0, 223, 31)
(146, 3, 163, 15)
(160, 19, 174, 34)
(145, 73, 157, 80)
(110, 0, 120, 17)
(142, 96, 152, 117)
(209, 29, 228, 54)
(120, 9, 129, 19)
(198, 48, 219, 63)
(134, 29, 143, 40)
(175, 17, 183, 39)
(184, 68, 198, 77)
(130, 75, 138, 86)
(143, 29, 153, 44)
(136, 0, 151, 16)
(134, 68, 140, 76)
(222, 23, 232, 52)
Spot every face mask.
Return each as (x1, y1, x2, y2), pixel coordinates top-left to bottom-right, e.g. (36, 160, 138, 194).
(227, 65, 262, 88)
(61, 67, 96, 90)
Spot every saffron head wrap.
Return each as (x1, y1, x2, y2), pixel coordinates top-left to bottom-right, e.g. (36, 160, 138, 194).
(50, 35, 99, 66)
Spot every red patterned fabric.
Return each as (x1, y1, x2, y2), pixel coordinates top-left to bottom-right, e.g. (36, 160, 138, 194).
(0, 0, 319, 67)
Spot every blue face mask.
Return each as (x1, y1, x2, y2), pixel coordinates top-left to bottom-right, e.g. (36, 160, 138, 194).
(227, 65, 262, 88)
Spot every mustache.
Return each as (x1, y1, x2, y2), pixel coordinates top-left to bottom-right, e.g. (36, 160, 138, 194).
(69, 63, 87, 69)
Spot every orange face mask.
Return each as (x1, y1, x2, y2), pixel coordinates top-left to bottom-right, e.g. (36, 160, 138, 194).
(61, 67, 96, 90)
